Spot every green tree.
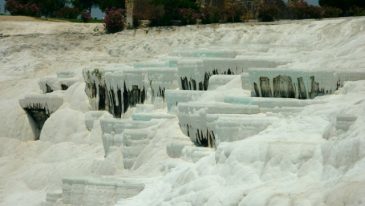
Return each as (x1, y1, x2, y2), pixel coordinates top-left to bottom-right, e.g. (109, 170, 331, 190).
(224, 0, 246, 22)
(151, 0, 198, 21)
(257, 0, 286, 21)
(97, 0, 125, 11)
(6, 0, 67, 16)
(71, 0, 95, 10)
(319, 0, 365, 12)
(23, 0, 66, 16)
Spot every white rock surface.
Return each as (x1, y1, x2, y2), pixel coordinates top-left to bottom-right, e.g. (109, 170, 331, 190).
(1, 17, 365, 206)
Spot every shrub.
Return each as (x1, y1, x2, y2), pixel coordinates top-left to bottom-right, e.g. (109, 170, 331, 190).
(257, 0, 286, 22)
(54, 7, 80, 19)
(134, 0, 165, 26)
(81, 10, 92, 22)
(104, 8, 124, 33)
(258, 4, 279, 22)
(322, 6, 342, 18)
(348, 6, 365, 16)
(5, 0, 40, 17)
(305, 5, 323, 19)
(288, 1, 323, 19)
(200, 6, 221, 24)
(178, 8, 200, 25)
(224, 0, 245, 23)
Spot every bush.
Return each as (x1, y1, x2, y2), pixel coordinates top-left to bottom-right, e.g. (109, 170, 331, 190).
(223, 0, 246, 23)
(258, 4, 279, 22)
(54, 7, 80, 19)
(288, 2, 323, 19)
(305, 5, 323, 19)
(81, 10, 92, 22)
(348, 6, 365, 16)
(200, 6, 221, 24)
(5, 0, 40, 16)
(104, 8, 124, 33)
(134, 0, 165, 26)
(257, 0, 286, 22)
(178, 8, 200, 25)
(322, 6, 342, 18)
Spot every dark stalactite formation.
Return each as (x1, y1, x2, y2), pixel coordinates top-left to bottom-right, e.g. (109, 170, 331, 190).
(107, 83, 146, 118)
(182, 123, 216, 148)
(180, 68, 234, 91)
(23, 104, 51, 140)
(297, 77, 307, 99)
(158, 87, 165, 99)
(273, 75, 296, 98)
(98, 85, 107, 110)
(196, 128, 215, 148)
(84, 81, 110, 111)
(260, 77, 272, 97)
(253, 75, 333, 99)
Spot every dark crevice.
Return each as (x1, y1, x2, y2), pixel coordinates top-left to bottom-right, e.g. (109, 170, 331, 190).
(91, 83, 97, 98)
(61, 84, 69, 90)
(45, 84, 53, 93)
(98, 85, 106, 110)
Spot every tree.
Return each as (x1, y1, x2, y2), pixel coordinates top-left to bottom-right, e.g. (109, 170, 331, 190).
(257, 0, 286, 21)
(5, 0, 41, 16)
(289, 1, 322, 19)
(97, 0, 125, 11)
(150, 0, 198, 25)
(319, 0, 365, 14)
(5, 0, 65, 16)
(134, 0, 164, 21)
(224, 0, 245, 22)
(33, 0, 66, 16)
(71, 0, 95, 10)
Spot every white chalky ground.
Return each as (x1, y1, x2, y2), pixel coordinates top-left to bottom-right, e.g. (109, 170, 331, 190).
(0, 17, 365, 206)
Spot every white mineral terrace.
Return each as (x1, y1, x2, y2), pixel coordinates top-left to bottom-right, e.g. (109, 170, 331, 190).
(38, 71, 79, 93)
(19, 94, 64, 114)
(2, 17, 365, 206)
